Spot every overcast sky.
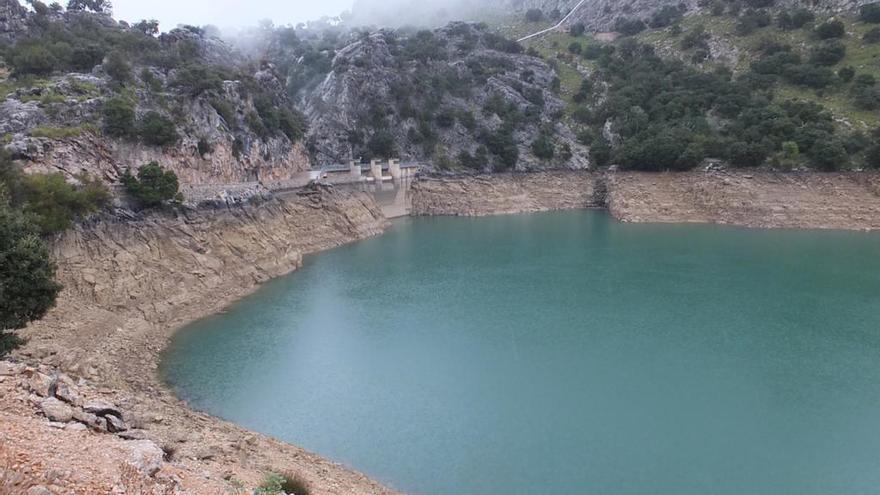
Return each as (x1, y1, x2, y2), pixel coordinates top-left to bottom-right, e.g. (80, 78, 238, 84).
(111, 0, 355, 30)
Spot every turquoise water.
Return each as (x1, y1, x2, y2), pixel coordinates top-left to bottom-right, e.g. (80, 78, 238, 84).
(162, 211, 880, 494)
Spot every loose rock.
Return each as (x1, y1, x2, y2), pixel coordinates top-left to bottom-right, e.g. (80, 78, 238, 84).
(40, 397, 74, 423)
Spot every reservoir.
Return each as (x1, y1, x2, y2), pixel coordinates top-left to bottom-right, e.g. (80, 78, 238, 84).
(162, 210, 880, 494)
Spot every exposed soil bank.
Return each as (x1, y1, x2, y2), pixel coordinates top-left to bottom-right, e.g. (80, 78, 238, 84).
(5, 169, 880, 494)
(413, 170, 880, 231)
(6, 186, 395, 494)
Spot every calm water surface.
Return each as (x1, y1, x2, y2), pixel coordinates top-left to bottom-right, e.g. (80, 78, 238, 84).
(162, 211, 880, 494)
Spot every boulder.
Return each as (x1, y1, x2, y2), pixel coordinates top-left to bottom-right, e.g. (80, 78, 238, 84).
(0, 361, 23, 376)
(105, 414, 128, 433)
(72, 409, 101, 428)
(83, 399, 123, 419)
(53, 378, 81, 406)
(40, 397, 74, 423)
(126, 440, 164, 477)
(28, 373, 53, 397)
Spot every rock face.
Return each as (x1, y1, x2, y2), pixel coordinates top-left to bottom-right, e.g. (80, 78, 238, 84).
(607, 171, 880, 230)
(0, 9, 311, 198)
(412, 171, 598, 215)
(412, 170, 880, 230)
(304, 23, 590, 171)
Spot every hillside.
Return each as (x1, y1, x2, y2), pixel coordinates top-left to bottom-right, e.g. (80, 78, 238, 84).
(508, 0, 880, 171)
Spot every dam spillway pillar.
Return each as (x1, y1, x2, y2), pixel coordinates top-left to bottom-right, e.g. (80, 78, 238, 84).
(389, 159, 401, 180)
(349, 160, 362, 179)
(370, 160, 383, 181)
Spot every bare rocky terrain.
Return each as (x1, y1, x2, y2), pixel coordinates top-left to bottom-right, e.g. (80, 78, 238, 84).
(5, 186, 395, 495)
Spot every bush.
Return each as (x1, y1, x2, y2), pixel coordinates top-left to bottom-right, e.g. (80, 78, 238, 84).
(568, 42, 582, 55)
(531, 134, 555, 160)
(649, 5, 684, 28)
(280, 472, 311, 495)
(815, 19, 845, 39)
(525, 9, 543, 22)
(860, 3, 880, 23)
(15, 172, 110, 234)
(865, 143, 880, 168)
(777, 8, 814, 30)
(614, 17, 646, 36)
(838, 66, 856, 82)
(365, 130, 396, 159)
(809, 40, 846, 66)
(102, 97, 136, 138)
(122, 162, 181, 208)
(569, 23, 586, 36)
(7, 42, 56, 76)
(104, 51, 131, 84)
(0, 190, 61, 352)
(809, 138, 849, 170)
(864, 27, 880, 43)
(138, 112, 179, 146)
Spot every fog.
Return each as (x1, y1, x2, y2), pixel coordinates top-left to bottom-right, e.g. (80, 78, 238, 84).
(348, 0, 506, 27)
(111, 0, 519, 31)
(111, 0, 355, 31)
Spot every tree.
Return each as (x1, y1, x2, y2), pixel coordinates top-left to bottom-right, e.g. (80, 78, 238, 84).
(860, 3, 880, 23)
(66, 0, 111, 13)
(865, 143, 880, 168)
(525, 9, 543, 22)
(103, 51, 131, 83)
(569, 23, 586, 37)
(814, 19, 845, 39)
(138, 112, 179, 146)
(809, 138, 848, 171)
(0, 189, 61, 357)
(122, 163, 181, 208)
(809, 40, 846, 66)
(102, 97, 135, 138)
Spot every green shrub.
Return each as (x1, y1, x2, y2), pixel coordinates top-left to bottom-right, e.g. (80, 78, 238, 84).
(279, 472, 311, 495)
(865, 143, 880, 168)
(860, 3, 880, 23)
(138, 112, 178, 146)
(525, 9, 543, 22)
(102, 96, 136, 138)
(864, 27, 880, 43)
(122, 162, 181, 208)
(7, 42, 57, 76)
(104, 51, 131, 84)
(531, 134, 555, 160)
(0, 188, 62, 354)
(365, 130, 396, 159)
(210, 98, 236, 127)
(815, 19, 845, 39)
(569, 23, 586, 36)
(14, 171, 110, 234)
(809, 40, 846, 66)
(197, 138, 213, 156)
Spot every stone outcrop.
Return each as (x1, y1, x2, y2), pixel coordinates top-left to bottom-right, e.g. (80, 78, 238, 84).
(11, 185, 395, 494)
(412, 171, 598, 215)
(303, 23, 590, 171)
(412, 170, 880, 230)
(607, 170, 880, 230)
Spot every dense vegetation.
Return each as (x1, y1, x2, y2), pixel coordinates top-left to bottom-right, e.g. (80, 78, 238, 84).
(122, 162, 182, 208)
(525, 0, 880, 171)
(0, 2, 308, 149)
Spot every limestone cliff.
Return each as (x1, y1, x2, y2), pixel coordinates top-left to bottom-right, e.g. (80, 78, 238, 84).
(411, 171, 598, 215)
(412, 171, 880, 230)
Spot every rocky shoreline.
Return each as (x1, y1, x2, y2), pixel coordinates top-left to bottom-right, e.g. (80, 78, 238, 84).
(4, 185, 396, 494)
(413, 170, 880, 230)
(4, 170, 880, 494)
